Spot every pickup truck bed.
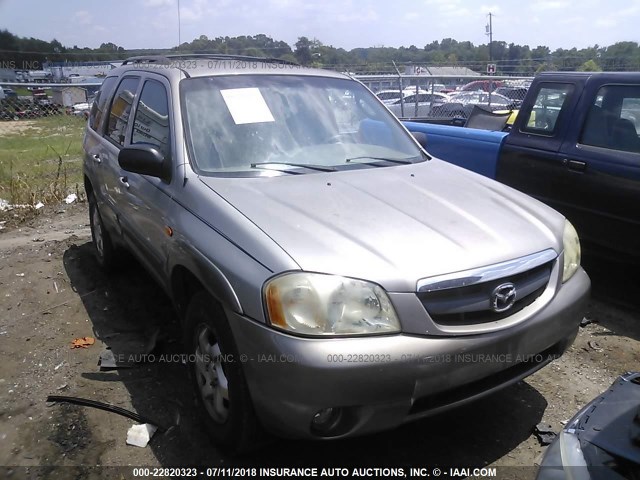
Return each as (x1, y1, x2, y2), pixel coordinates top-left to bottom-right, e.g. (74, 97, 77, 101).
(404, 121, 506, 179)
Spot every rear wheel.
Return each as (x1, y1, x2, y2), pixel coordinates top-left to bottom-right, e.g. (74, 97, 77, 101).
(184, 291, 261, 453)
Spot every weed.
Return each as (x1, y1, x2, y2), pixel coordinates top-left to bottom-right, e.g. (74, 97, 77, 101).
(0, 115, 85, 206)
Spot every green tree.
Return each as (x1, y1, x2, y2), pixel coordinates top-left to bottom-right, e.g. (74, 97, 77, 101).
(578, 59, 602, 71)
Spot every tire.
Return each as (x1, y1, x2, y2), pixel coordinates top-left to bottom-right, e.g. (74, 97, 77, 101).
(184, 291, 261, 453)
(88, 194, 118, 271)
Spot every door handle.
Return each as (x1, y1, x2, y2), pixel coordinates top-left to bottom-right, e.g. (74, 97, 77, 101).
(92, 153, 101, 164)
(119, 176, 130, 188)
(563, 159, 586, 172)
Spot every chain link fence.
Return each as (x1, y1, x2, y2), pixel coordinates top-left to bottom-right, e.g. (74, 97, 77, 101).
(354, 74, 532, 121)
(0, 73, 532, 123)
(0, 69, 531, 211)
(0, 82, 95, 211)
(0, 82, 101, 120)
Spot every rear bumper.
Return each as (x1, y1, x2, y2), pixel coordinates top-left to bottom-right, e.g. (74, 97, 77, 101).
(228, 267, 590, 439)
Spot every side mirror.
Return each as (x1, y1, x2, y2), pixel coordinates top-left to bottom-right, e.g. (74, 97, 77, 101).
(118, 145, 171, 182)
(410, 131, 428, 149)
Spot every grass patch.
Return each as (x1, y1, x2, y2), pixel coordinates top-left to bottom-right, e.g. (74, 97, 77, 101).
(13, 87, 32, 96)
(0, 115, 86, 205)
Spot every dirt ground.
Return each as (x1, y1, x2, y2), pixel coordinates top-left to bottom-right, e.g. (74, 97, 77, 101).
(0, 201, 638, 479)
(0, 120, 42, 136)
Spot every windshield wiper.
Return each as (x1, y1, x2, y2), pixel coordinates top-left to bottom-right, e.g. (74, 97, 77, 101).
(345, 156, 415, 165)
(251, 162, 337, 172)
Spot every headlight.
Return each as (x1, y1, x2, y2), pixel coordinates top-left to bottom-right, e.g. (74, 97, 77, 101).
(264, 272, 400, 336)
(562, 220, 581, 282)
(559, 431, 588, 470)
(537, 431, 590, 480)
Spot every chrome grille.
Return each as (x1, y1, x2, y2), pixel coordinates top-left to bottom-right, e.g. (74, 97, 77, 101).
(416, 250, 556, 327)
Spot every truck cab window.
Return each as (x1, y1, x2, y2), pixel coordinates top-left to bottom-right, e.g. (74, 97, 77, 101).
(580, 85, 640, 154)
(521, 84, 572, 135)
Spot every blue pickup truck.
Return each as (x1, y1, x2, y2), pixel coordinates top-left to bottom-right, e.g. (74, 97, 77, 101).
(404, 72, 640, 259)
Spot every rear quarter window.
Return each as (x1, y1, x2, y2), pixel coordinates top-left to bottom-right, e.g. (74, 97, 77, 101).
(580, 84, 640, 154)
(520, 84, 573, 136)
(89, 76, 118, 133)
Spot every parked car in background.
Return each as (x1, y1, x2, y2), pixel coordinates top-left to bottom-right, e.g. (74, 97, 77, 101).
(69, 102, 91, 118)
(426, 83, 448, 93)
(386, 92, 449, 118)
(460, 80, 504, 92)
(448, 91, 516, 107)
(13, 105, 45, 119)
(375, 89, 405, 105)
(431, 91, 516, 119)
(31, 87, 51, 106)
(375, 87, 430, 106)
(494, 86, 529, 107)
(83, 55, 589, 451)
(2, 88, 17, 98)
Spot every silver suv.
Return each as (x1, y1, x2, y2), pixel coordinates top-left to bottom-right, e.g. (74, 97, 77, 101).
(83, 55, 590, 451)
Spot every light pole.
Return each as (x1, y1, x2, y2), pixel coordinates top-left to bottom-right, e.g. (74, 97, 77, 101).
(178, 0, 181, 51)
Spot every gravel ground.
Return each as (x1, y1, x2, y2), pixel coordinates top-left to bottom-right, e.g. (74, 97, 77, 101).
(0, 202, 638, 479)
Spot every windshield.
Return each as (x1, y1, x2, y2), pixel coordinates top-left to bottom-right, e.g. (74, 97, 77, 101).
(181, 75, 424, 176)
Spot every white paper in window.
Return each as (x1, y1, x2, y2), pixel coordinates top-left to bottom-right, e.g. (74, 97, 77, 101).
(220, 88, 275, 125)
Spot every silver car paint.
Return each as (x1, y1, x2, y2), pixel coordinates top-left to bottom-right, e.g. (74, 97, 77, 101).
(200, 159, 563, 294)
(227, 267, 588, 439)
(83, 60, 590, 440)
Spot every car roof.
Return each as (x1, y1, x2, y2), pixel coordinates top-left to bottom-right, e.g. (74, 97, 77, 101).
(536, 71, 640, 82)
(111, 54, 349, 81)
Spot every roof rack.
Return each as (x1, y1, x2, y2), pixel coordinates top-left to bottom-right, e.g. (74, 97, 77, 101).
(122, 54, 299, 66)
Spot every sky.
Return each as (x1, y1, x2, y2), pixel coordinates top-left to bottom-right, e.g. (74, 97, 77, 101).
(1, 0, 639, 52)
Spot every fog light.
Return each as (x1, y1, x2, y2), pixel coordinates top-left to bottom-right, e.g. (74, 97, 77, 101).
(311, 407, 341, 435)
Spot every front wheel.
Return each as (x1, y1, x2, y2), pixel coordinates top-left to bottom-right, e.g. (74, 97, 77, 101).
(184, 292, 261, 452)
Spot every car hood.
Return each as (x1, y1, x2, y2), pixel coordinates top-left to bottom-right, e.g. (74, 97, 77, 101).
(200, 160, 564, 292)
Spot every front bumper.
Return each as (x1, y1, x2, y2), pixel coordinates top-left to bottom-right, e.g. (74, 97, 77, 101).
(228, 267, 590, 439)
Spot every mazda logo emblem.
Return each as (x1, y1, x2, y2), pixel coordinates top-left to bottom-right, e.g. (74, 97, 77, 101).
(491, 283, 517, 313)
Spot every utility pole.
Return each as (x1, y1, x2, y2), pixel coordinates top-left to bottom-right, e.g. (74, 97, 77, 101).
(486, 12, 493, 63)
(486, 12, 494, 105)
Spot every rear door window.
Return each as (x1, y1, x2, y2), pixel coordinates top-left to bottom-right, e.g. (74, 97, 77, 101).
(106, 77, 140, 147)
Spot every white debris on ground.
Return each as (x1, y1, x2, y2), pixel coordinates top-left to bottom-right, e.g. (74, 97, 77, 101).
(0, 198, 37, 211)
(126, 423, 158, 448)
(0, 197, 80, 213)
